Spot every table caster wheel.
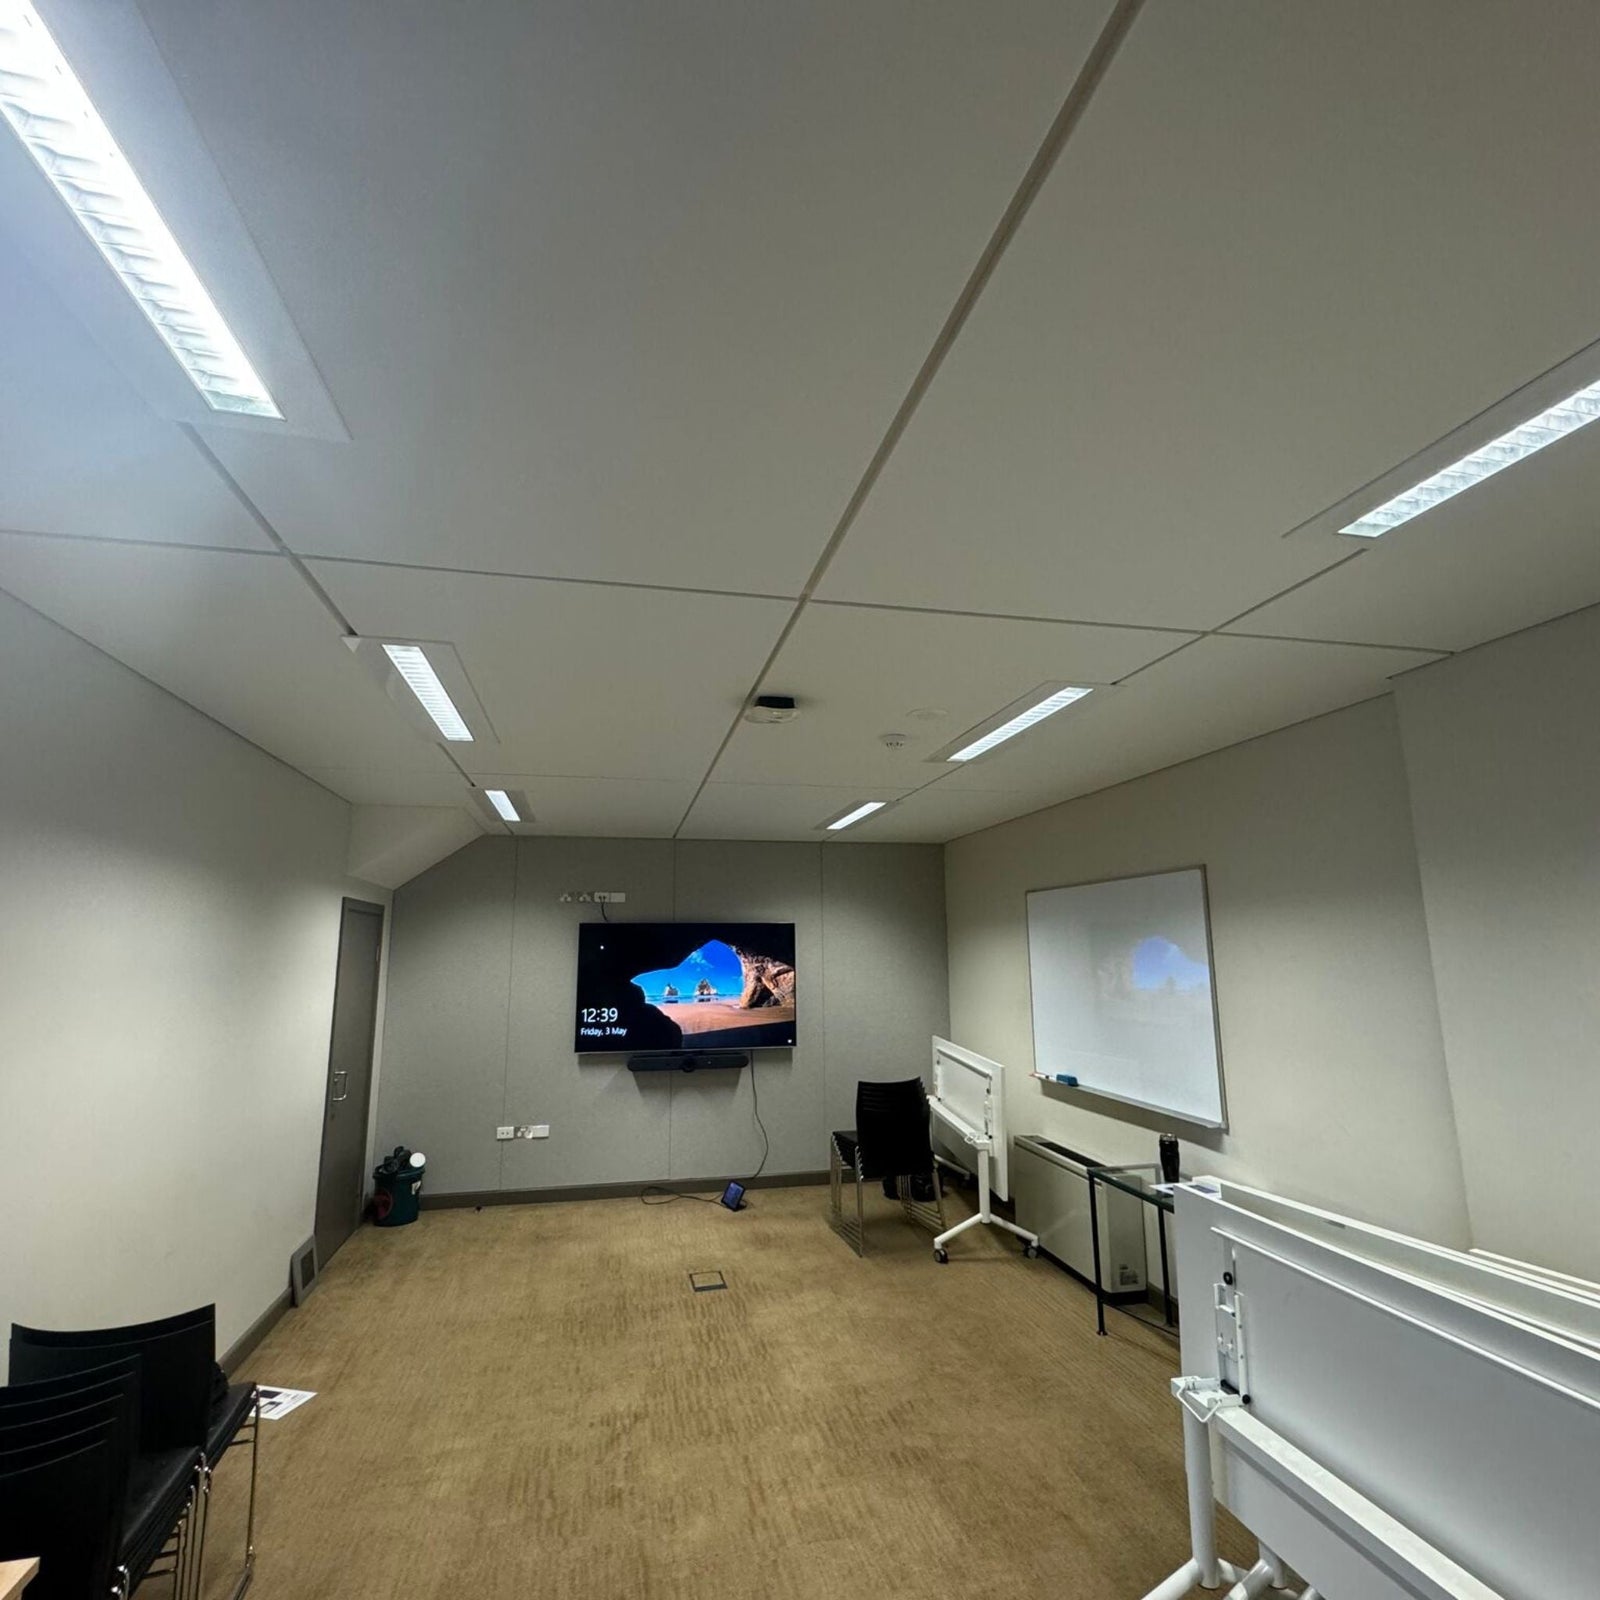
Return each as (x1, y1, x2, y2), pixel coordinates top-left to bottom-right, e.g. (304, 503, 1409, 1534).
(934, 1248, 949, 1264)
(1023, 1242, 1039, 1259)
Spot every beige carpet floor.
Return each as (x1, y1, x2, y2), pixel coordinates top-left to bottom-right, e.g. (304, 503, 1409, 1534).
(191, 1184, 1245, 1599)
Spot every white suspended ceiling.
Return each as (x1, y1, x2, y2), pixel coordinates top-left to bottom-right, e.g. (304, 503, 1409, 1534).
(1, 0, 1597, 852)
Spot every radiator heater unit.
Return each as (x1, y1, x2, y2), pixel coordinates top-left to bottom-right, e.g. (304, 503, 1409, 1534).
(1011, 1135, 1148, 1299)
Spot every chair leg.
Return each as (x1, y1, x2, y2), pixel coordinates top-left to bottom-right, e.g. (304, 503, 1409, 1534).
(827, 1140, 865, 1256)
(853, 1154, 866, 1256)
(894, 1167, 948, 1238)
(235, 1392, 261, 1600)
(173, 1486, 193, 1600)
(192, 1458, 213, 1600)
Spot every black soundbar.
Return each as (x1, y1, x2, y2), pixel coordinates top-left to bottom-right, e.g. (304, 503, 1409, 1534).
(627, 1051, 750, 1073)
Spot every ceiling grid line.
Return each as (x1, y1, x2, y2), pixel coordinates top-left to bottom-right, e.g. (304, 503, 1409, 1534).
(0, 523, 1455, 657)
(1207, 548, 1371, 636)
(672, 0, 1150, 838)
(180, 424, 358, 637)
(0, 525, 284, 560)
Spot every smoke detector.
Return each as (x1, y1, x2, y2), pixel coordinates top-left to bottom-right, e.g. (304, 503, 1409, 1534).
(879, 731, 911, 750)
(744, 694, 798, 725)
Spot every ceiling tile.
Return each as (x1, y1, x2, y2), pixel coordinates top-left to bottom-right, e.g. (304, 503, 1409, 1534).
(862, 784, 1059, 843)
(298, 767, 477, 808)
(1233, 427, 1600, 651)
(308, 560, 790, 781)
(819, 0, 1600, 630)
(0, 256, 270, 551)
(710, 601, 1187, 787)
(935, 634, 1441, 802)
(684, 779, 1060, 845)
(677, 781, 915, 842)
(480, 774, 700, 838)
(0, 536, 450, 772)
(130, 0, 1113, 587)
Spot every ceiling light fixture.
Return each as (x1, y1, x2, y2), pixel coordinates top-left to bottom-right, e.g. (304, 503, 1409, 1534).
(826, 801, 887, 832)
(0, 0, 281, 418)
(484, 789, 520, 823)
(381, 644, 473, 742)
(945, 685, 1093, 763)
(1340, 379, 1600, 538)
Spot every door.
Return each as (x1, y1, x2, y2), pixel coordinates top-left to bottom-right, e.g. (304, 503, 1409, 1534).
(314, 899, 385, 1267)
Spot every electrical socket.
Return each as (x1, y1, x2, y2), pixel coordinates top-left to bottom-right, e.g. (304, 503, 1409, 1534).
(517, 1124, 550, 1139)
(495, 1125, 516, 1141)
(593, 891, 627, 904)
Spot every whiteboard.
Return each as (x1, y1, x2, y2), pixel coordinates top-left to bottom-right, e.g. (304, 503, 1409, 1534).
(1026, 867, 1225, 1127)
(930, 1036, 1011, 1201)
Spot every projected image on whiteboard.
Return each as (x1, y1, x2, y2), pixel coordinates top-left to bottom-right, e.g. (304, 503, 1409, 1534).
(1027, 867, 1225, 1127)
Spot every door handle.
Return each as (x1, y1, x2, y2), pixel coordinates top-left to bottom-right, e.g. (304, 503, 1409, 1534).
(331, 1069, 349, 1103)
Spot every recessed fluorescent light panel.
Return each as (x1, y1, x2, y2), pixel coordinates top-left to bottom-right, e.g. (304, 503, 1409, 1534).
(484, 788, 519, 823)
(824, 801, 887, 832)
(470, 785, 529, 829)
(1340, 378, 1600, 538)
(381, 644, 473, 742)
(943, 685, 1094, 763)
(0, 0, 280, 417)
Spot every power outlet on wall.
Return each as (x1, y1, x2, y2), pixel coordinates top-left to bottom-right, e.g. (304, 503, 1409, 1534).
(495, 1125, 516, 1141)
(517, 1124, 550, 1139)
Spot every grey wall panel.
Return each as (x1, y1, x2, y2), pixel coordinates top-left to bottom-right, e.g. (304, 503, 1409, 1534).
(821, 844, 949, 1137)
(668, 841, 824, 1178)
(377, 834, 948, 1195)
(376, 835, 514, 1195)
(501, 838, 675, 1188)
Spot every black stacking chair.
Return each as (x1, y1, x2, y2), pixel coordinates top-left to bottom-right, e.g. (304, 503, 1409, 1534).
(0, 1432, 122, 1600)
(0, 1359, 141, 1597)
(11, 1310, 216, 1599)
(0, 1357, 143, 1452)
(828, 1077, 946, 1256)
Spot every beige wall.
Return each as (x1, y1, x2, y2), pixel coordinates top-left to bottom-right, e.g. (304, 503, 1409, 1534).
(945, 696, 1471, 1246)
(1394, 605, 1600, 1279)
(0, 589, 384, 1372)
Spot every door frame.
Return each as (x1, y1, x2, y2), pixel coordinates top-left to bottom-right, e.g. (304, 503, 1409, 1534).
(314, 897, 386, 1264)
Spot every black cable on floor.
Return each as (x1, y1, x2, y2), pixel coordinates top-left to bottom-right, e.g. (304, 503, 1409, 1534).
(640, 1185, 717, 1205)
(639, 1056, 770, 1203)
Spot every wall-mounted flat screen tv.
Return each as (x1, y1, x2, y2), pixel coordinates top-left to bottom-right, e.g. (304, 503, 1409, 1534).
(574, 922, 796, 1055)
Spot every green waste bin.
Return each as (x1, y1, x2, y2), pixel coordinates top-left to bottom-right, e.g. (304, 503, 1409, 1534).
(373, 1146, 425, 1226)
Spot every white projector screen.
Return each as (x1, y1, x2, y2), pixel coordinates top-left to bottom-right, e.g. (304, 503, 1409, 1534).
(1026, 867, 1225, 1128)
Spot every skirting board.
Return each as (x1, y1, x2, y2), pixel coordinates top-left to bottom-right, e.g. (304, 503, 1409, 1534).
(422, 1170, 829, 1210)
(221, 1287, 291, 1376)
